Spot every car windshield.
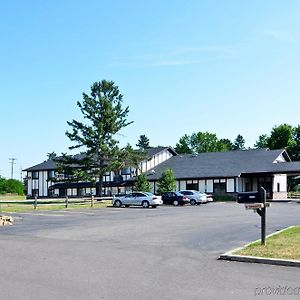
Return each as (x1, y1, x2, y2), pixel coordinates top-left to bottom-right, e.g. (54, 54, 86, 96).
(175, 192, 184, 196)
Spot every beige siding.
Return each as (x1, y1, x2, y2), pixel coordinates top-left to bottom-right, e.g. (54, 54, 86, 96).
(179, 180, 186, 190)
(273, 174, 287, 199)
(226, 179, 235, 193)
(199, 180, 206, 192)
(206, 180, 213, 193)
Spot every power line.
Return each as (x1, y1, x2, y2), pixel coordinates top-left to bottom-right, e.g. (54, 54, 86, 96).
(9, 158, 17, 179)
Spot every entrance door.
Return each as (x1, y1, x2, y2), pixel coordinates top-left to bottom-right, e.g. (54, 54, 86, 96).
(59, 188, 66, 197)
(258, 182, 272, 199)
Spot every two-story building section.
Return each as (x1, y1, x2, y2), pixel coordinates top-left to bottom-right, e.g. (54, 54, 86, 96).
(24, 147, 177, 198)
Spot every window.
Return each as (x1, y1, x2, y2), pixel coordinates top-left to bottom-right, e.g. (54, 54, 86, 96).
(77, 188, 85, 196)
(59, 188, 66, 197)
(135, 193, 145, 197)
(181, 191, 193, 195)
(32, 189, 39, 196)
(113, 175, 123, 183)
(48, 189, 55, 197)
(121, 167, 131, 175)
(213, 182, 226, 193)
(47, 170, 55, 179)
(186, 180, 198, 190)
(32, 171, 39, 179)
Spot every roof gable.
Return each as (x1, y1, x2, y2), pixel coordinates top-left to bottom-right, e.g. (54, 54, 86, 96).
(145, 149, 295, 180)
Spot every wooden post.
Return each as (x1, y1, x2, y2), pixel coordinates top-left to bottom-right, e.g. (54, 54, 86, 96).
(91, 195, 94, 208)
(65, 196, 68, 208)
(34, 196, 37, 210)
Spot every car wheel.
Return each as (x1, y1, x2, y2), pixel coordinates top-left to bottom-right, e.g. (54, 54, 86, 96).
(190, 199, 196, 205)
(114, 200, 122, 207)
(142, 201, 150, 208)
(173, 200, 179, 206)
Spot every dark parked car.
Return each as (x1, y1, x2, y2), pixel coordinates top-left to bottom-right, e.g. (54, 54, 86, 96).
(161, 191, 190, 206)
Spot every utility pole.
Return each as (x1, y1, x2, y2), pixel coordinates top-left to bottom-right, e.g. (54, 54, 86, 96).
(9, 158, 17, 179)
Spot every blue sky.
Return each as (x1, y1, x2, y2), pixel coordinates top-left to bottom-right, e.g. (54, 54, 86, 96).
(1, 0, 300, 179)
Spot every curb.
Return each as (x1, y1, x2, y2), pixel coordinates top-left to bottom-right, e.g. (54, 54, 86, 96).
(219, 226, 300, 268)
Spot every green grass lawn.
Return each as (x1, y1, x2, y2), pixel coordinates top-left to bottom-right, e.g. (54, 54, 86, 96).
(0, 200, 112, 213)
(234, 226, 300, 260)
(0, 194, 26, 201)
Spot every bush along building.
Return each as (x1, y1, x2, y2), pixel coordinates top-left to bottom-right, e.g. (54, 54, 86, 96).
(24, 148, 300, 200)
(24, 147, 176, 198)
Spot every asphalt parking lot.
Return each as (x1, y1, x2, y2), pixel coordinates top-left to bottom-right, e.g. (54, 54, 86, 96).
(1, 202, 300, 300)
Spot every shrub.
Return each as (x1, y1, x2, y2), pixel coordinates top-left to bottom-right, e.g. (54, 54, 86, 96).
(0, 177, 25, 195)
(213, 195, 236, 202)
(157, 168, 176, 194)
(133, 174, 151, 192)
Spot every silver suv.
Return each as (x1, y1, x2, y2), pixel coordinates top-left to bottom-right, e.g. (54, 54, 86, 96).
(179, 190, 207, 205)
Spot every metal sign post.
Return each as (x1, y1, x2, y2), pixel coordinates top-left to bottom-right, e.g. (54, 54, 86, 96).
(238, 187, 269, 246)
(255, 187, 267, 245)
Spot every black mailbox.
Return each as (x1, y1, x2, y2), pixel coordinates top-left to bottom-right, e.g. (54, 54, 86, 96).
(237, 191, 262, 203)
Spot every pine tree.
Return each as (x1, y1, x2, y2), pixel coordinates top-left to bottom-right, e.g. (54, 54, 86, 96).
(64, 80, 133, 196)
(232, 134, 245, 150)
(136, 135, 150, 150)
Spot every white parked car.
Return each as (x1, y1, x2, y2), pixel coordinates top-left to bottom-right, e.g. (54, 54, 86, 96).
(112, 192, 163, 208)
(179, 190, 209, 205)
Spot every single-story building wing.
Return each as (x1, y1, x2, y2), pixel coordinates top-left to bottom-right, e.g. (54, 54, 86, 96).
(144, 148, 300, 200)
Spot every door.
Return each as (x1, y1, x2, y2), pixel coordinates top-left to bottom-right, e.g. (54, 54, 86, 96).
(134, 192, 147, 205)
(123, 194, 134, 205)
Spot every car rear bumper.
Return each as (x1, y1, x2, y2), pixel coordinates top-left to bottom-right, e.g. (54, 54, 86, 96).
(151, 200, 163, 206)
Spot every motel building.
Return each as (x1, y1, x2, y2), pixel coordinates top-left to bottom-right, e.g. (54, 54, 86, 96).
(24, 147, 300, 200)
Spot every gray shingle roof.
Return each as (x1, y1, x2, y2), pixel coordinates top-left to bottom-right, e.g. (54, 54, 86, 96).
(24, 147, 177, 172)
(23, 160, 57, 171)
(145, 146, 177, 157)
(23, 153, 86, 172)
(145, 149, 300, 180)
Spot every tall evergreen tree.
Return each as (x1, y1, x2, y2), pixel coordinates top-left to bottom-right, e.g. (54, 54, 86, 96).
(64, 80, 133, 196)
(136, 135, 150, 150)
(47, 152, 57, 160)
(232, 134, 245, 150)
